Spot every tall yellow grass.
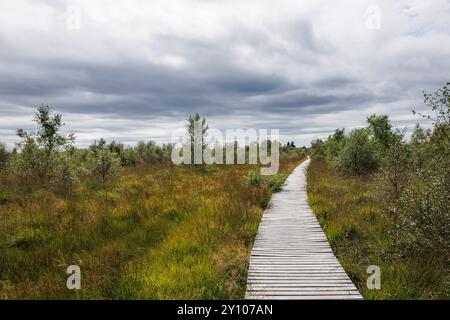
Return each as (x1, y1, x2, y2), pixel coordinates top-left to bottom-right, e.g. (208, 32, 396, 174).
(0, 158, 303, 299)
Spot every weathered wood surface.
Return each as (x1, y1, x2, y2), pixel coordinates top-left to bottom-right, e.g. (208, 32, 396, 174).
(245, 158, 362, 300)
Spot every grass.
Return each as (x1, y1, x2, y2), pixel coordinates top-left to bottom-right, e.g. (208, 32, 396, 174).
(307, 160, 449, 299)
(0, 158, 304, 299)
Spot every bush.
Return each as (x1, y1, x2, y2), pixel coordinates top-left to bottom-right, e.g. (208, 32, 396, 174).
(280, 142, 307, 160)
(15, 105, 75, 184)
(392, 168, 449, 257)
(0, 142, 9, 172)
(367, 114, 396, 151)
(377, 138, 411, 201)
(120, 147, 142, 167)
(388, 84, 450, 258)
(310, 139, 325, 160)
(323, 129, 345, 162)
(11, 137, 50, 185)
(136, 141, 160, 163)
(86, 139, 120, 183)
(53, 153, 79, 194)
(409, 124, 429, 171)
(333, 128, 378, 175)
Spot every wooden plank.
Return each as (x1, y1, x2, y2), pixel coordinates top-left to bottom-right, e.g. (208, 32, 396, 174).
(247, 295, 363, 300)
(245, 158, 363, 300)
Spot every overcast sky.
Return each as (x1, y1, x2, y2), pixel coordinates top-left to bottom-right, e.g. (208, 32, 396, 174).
(0, 0, 449, 148)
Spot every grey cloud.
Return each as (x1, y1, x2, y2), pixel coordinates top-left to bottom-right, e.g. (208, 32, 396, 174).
(0, 0, 449, 148)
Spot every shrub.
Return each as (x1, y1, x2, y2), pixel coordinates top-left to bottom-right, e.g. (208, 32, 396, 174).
(333, 128, 378, 175)
(159, 144, 174, 163)
(11, 136, 47, 184)
(413, 82, 450, 127)
(280, 143, 307, 160)
(184, 113, 209, 165)
(410, 124, 429, 171)
(392, 168, 449, 257)
(389, 83, 450, 258)
(367, 114, 396, 151)
(53, 153, 80, 194)
(310, 139, 325, 160)
(377, 138, 411, 201)
(323, 129, 345, 162)
(0, 142, 8, 172)
(15, 105, 75, 184)
(136, 141, 161, 163)
(86, 139, 120, 183)
(108, 140, 125, 154)
(120, 147, 142, 167)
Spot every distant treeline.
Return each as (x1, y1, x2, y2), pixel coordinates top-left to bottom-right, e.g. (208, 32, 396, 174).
(0, 109, 305, 193)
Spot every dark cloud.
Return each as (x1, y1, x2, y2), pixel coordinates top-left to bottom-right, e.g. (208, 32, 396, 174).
(0, 0, 449, 147)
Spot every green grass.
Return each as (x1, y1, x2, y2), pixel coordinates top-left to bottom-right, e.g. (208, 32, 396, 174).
(242, 170, 289, 193)
(0, 158, 304, 299)
(307, 160, 449, 299)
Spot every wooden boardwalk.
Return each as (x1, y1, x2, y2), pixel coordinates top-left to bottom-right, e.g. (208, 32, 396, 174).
(245, 158, 362, 300)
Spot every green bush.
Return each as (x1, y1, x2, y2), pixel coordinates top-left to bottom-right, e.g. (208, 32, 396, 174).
(53, 153, 80, 194)
(316, 83, 449, 263)
(86, 139, 121, 183)
(387, 84, 450, 259)
(323, 129, 345, 162)
(14, 105, 75, 184)
(0, 142, 9, 172)
(333, 128, 378, 175)
(367, 114, 397, 151)
(310, 139, 325, 160)
(280, 142, 307, 160)
(136, 141, 161, 163)
(120, 147, 142, 167)
(392, 168, 449, 257)
(377, 138, 411, 201)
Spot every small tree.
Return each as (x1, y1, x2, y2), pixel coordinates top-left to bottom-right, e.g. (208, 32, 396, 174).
(409, 124, 429, 171)
(310, 139, 325, 160)
(378, 136, 410, 202)
(334, 128, 378, 175)
(160, 143, 174, 163)
(120, 147, 141, 167)
(324, 128, 345, 162)
(108, 140, 124, 155)
(0, 142, 9, 172)
(54, 152, 80, 194)
(86, 139, 120, 183)
(186, 113, 208, 165)
(390, 83, 450, 258)
(367, 114, 396, 152)
(393, 169, 449, 256)
(412, 83, 450, 171)
(15, 105, 74, 183)
(413, 82, 450, 127)
(136, 141, 161, 163)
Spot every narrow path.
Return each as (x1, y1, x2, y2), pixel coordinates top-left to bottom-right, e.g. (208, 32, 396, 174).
(245, 158, 363, 300)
